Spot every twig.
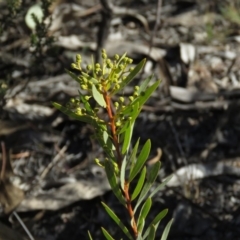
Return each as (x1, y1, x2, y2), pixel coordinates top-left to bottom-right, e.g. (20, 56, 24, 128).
(40, 145, 68, 179)
(13, 211, 35, 240)
(95, 0, 113, 62)
(148, 0, 163, 56)
(0, 141, 6, 180)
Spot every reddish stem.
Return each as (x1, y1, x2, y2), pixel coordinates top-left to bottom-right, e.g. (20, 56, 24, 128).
(102, 88, 138, 238)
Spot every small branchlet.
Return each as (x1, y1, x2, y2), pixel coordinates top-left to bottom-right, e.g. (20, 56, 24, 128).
(53, 50, 173, 240)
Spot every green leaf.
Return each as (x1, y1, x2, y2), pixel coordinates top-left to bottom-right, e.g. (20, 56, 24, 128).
(80, 94, 93, 113)
(129, 138, 140, 173)
(103, 131, 108, 143)
(88, 231, 93, 240)
(102, 202, 134, 240)
(92, 84, 106, 107)
(101, 228, 115, 240)
(138, 75, 153, 94)
(137, 218, 145, 237)
(129, 139, 151, 182)
(121, 121, 134, 154)
(105, 160, 125, 205)
(52, 102, 102, 128)
(116, 52, 127, 67)
(112, 59, 146, 94)
(65, 69, 81, 84)
(137, 198, 152, 233)
(143, 209, 168, 239)
(148, 175, 172, 200)
(131, 167, 146, 201)
(120, 156, 127, 190)
(81, 71, 98, 84)
(148, 161, 161, 184)
(160, 219, 173, 240)
(121, 81, 160, 117)
(137, 81, 160, 108)
(134, 161, 160, 212)
(146, 225, 156, 240)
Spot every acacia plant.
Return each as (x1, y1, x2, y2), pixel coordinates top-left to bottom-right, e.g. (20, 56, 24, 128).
(53, 50, 173, 240)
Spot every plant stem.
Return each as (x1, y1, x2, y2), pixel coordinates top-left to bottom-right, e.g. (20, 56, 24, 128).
(103, 89, 138, 238)
(103, 89, 122, 166)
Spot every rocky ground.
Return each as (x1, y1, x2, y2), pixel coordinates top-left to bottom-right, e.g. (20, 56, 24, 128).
(1, 0, 240, 239)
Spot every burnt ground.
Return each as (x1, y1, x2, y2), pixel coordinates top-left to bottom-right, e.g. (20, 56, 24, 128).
(1, 0, 240, 239)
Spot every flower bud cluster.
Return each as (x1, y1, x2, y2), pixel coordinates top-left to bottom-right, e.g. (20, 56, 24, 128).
(67, 50, 140, 132)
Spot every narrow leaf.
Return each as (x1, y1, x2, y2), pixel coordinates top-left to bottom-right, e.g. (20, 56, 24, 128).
(129, 138, 140, 174)
(138, 75, 153, 94)
(122, 121, 134, 154)
(129, 139, 151, 182)
(105, 160, 125, 205)
(134, 161, 160, 212)
(143, 209, 168, 239)
(121, 81, 160, 116)
(146, 225, 156, 240)
(103, 131, 108, 143)
(148, 161, 161, 183)
(116, 52, 127, 67)
(102, 202, 134, 240)
(131, 167, 146, 201)
(92, 84, 106, 107)
(120, 156, 127, 190)
(52, 102, 101, 128)
(137, 81, 160, 108)
(81, 71, 98, 84)
(101, 228, 115, 240)
(88, 231, 93, 240)
(80, 95, 93, 113)
(65, 69, 81, 84)
(149, 175, 172, 200)
(160, 219, 173, 240)
(137, 198, 152, 233)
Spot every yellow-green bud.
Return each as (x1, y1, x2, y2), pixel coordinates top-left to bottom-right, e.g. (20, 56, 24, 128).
(84, 96, 91, 100)
(106, 62, 113, 68)
(127, 58, 133, 64)
(75, 108, 82, 115)
(119, 64, 124, 70)
(87, 65, 92, 71)
(82, 77, 88, 84)
(102, 53, 107, 59)
(130, 67, 134, 71)
(114, 84, 120, 90)
(134, 86, 139, 91)
(95, 63, 101, 68)
(70, 98, 75, 103)
(133, 92, 139, 97)
(95, 158, 104, 168)
(129, 96, 134, 102)
(116, 121, 121, 127)
(81, 84, 88, 90)
(114, 102, 119, 108)
(71, 63, 77, 69)
(76, 54, 81, 62)
(119, 97, 124, 103)
(114, 54, 120, 60)
(122, 76, 127, 81)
